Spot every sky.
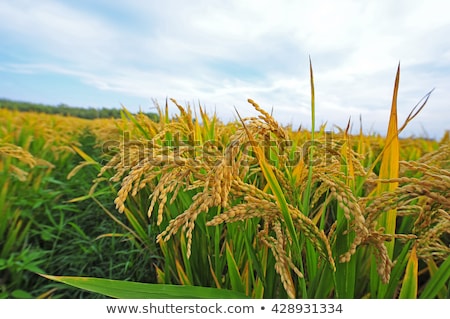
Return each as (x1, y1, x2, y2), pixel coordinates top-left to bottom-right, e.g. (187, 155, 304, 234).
(0, 0, 449, 139)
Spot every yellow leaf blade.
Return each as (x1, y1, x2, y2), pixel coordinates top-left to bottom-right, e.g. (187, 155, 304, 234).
(399, 245, 418, 298)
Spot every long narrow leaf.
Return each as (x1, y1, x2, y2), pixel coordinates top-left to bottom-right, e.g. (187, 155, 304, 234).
(121, 106, 151, 140)
(420, 256, 450, 299)
(373, 64, 401, 297)
(399, 245, 418, 299)
(377, 63, 400, 251)
(225, 243, 246, 293)
(175, 260, 192, 286)
(41, 275, 248, 299)
(384, 241, 413, 298)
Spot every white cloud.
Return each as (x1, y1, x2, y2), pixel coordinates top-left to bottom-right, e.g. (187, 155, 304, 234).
(0, 0, 448, 138)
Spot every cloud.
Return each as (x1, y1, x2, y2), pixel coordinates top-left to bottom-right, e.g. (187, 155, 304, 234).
(0, 1, 111, 56)
(0, 0, 448, 138)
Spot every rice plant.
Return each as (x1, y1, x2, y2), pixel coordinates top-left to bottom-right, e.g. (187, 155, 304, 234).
(2, 64, 448, 299)
(0, 109, 157, 298)
(82, 64, 448, 298)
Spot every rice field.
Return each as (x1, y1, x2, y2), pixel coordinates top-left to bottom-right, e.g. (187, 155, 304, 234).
(1, 67, 449, 298)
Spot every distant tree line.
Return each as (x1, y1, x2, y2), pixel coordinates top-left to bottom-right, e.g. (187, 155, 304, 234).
(0, 98, 159, 121)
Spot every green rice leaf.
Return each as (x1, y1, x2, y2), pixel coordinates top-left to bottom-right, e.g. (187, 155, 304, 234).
(225, 244, 246, 294)
(384, 240, 413, 298)
(420, 255, 450, 299)
(121, 106, 151, 140)
(41, 274, 248, 299)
